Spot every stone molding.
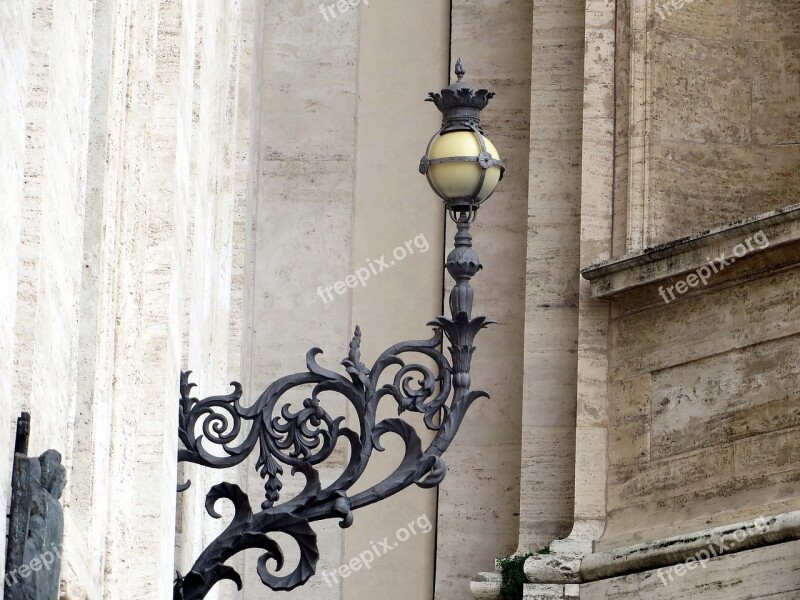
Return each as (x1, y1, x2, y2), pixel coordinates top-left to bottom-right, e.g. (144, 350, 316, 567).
(524, 552, 582, 584)
(580, 512, 800, 582)
(582, 203, 800, 298)
(470, 571, 502, 600)
(512, 511, 800, 590)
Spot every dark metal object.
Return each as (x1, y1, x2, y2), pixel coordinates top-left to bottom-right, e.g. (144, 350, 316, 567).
(174, 215, 492, 599)
(419, 59, 506, 219)
(426, 58, 493, 134)
(5, 413, 66, 600)
(174, 60, 502, 599)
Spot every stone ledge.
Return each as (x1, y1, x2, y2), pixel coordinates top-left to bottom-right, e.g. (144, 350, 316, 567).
(524, 553, 581, 584)
(470, 571, 502, 599)
(523, 583, 570, 599)
(523, 583, 580, 599)
(581, 511, 800, 582)
(471, 513, 800, 599)
(581, 203, 800, 298)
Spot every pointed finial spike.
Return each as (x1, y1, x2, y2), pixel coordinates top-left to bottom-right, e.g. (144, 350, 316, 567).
(455, 58, 465, 81)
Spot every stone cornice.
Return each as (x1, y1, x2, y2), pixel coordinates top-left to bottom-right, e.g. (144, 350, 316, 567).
(581, 204, 800, 299)
(519, 511, 800, 586)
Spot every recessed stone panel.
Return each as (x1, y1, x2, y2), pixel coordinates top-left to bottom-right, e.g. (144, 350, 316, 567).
(624, 0, 800, 245)
(650, 336, 800, 459)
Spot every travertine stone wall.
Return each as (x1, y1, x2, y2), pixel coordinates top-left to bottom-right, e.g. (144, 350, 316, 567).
(593, 0, 800, 556)
(175, 1, 249, 599)
(10, 0, 49, 427)
(243, 1, 359, 598)
(518, 0, 585, 553)
(0, 0, 31, 580)
(555, 0, 616, 553)
(601, 238, 800, 550)
(342, 1, 448, 600)
(622, 0, 800, 248)
(2, 0, 249, 597)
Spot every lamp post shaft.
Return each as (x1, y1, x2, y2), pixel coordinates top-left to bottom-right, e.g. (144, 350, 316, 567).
(447, 219, 481, 320)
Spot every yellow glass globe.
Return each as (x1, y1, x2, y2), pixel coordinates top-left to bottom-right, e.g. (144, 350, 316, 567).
(428, 131, 502, 203)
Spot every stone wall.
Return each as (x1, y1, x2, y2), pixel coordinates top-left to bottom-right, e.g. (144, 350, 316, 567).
(599, 225, 800, 551)
(1, 0, 249, 597)
(619, 0, 800, 249)
(598, 0, 800, 552)
(520, 0, 800, 598)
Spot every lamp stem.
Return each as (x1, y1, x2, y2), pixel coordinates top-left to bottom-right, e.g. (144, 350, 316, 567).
(446, 219, 482, 321)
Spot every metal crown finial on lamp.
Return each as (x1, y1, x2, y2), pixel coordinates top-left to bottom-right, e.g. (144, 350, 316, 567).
(174, 60, 504, 600)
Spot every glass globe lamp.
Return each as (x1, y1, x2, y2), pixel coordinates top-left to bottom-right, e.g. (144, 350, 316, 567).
(419, 59, 505, 221)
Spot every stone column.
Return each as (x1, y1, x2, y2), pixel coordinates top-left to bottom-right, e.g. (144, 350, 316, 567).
(522, 0, 614, 597)
(517, 0, 585, 555)
(243, 1, 359, 598)
(439, 0, 534, 597)
(524, 1, 614, 593)
(563, 0, 615, 553)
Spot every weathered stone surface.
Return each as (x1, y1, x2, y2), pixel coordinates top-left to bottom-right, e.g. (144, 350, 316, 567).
(470, 572, 503, 600)
(640, 0, 800, 245)
(583, 204, 800, 298)
(523, 583, 580, 599)
(3, 0, 249, 597)
(524, 553, 582, 584)
(581, 539, 800, 600)
(0, 0, 29, 582)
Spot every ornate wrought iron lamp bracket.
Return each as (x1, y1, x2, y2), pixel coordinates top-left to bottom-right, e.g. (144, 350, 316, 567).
(174, 61, 498, 600)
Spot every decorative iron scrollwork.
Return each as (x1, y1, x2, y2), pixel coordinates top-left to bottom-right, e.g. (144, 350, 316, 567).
(175, 218, 492, 600)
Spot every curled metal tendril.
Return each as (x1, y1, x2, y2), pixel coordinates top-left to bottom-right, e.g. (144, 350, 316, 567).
(175, 318, 489, 599)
